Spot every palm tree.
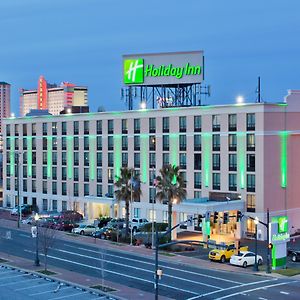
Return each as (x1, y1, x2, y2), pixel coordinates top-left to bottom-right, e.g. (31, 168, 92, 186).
(114, 167, 141, 237)
(155, 164, 186, 242)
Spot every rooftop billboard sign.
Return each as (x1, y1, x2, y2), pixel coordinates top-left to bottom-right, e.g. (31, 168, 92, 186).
(123, 51, 204, 86)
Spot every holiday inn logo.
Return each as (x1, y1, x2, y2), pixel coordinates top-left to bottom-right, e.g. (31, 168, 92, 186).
(124, 59, 144, 84)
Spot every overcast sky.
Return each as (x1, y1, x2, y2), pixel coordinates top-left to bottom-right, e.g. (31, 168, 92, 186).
(1, 0, 300, 115)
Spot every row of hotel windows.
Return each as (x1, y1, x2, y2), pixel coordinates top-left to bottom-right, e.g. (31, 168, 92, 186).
(6, 113, 256, 136)
(6, 133, 256, 153)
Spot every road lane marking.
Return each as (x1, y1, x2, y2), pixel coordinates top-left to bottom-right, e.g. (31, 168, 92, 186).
(186, 279, 278, 300)
(49, 291, 89, 300)
(214, 281, 297, 300)
(0, 277, 40, 287)
(54, 247, 220, 290)
(15, 282, 55, 291)
(280, 291, 289, 295)
(29, 286, 73, 296)
(258, 298, 268, 300)
(63, 243, 241, 284)
(19, 233, 31, 238)
(24, 249, 199, 296)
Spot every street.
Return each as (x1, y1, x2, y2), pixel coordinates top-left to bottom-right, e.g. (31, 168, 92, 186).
(0, 226, 299, 299)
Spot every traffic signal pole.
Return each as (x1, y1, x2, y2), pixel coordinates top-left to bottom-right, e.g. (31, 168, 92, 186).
(266, 208, 271, 273)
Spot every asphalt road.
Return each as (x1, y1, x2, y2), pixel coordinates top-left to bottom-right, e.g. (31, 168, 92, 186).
(0, 226, 299, 300)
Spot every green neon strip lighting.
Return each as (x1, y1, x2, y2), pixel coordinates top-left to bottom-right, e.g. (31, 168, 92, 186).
(67, 137, 73, 179)
(280, 132, 288, 188)
(10, 137, 15, 176)
(27, 137, 32, 177)
(47, 137, 52, 178)
(89, 136, 95, 180)
(203, 133, 211, 187)
(238, 133, 246, 189)
(272, 245, 276, 268)
(170, 133, 178, 167)
(141, 135, 148, 183)
(114, 135, 122, 178)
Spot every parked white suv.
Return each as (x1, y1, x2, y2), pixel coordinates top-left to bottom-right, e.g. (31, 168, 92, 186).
(126, 218, 149, 232)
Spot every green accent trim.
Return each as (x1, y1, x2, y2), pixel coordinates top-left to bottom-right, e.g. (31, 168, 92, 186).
(272, 245, 276, 267)
(280, 132, 288, 188)
(67, 137, 73, 179)
(141, 135, 148, 183)
(27, 137, 32, 177)
(47, 137, 52, 178)
(170, 133, 178, 167)
(238, 133, 246, 189)
(275, 256, 287, 267)
(89, 136, 96, 180)
(10, 137, 15, 176)
(114, 135, 122, 178)
(203, 133, 211, 187)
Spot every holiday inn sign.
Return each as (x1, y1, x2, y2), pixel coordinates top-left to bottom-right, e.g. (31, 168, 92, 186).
(123, 51, 204, 86)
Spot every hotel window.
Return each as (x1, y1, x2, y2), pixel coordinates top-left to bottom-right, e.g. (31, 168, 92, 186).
(6, 152, 10, 164)
(162, 211, 168, 223)
(212, 134, 220, 151)
(97, 168, 102, 183)
(84, 168, 89, 182)
(122, 136, 128, 151)
(62, 122, 67, 135)
(42, 123, 47, 135)
(229, 174, 237, 191)
(246, 194, 256, 212)
(134, 119, 140, 133)
(228, 134, 237, 151)
(212, 115, 220, 131)
(97, 136, 102, 150)
(32, 180, 36, 193)
(32, 138, 36, 150)
(122, 153, 128, 167)
(228, 114, 237, 131)
(15, 139, 19, 150)
(62, 201, 67, 211)
(96, 120, 102, 134)
(247, 154, 255, 172)
(62, 182, 67, 195)
(134, 136, 140, 151)
(163, 153, 169, 166)
(84, 152, 89, 166)
(23, 165, 27, 178)
(84, 137, 89, 150)
(179, 116, 187, 132)
(213, 154, 220, 171)
(108, 185, 114, 197)
(52, 122, 57, 135)
(32, 123, 36, 136)
(212, 173, 220, 190)
(149, 187, 156, 203)
(108, 169, 114, 183)
(194, 172, 201, 189)
(97, 152, 102, 166)
(6, 138, 10, 150)
(15, 124, 19, 136)
(6, 178, 10, 190)
(247, 134, 255, 151)
(108, 153, 114, 167)
(62, 152, 67, 165)
(6, 166, 10, 177)
(149, 136, 156, 151)
(247, 174, 255, 192)
(108, 120, 114, 134)
(163, 117, 169, 133)
(122, 119, 128, 134)
(74, 183, 79, 197)
(194, 135, 201, 151)
(149, 153, 156, 168)
(52, 182, 57, 195)
(163, 135, 169, 151)
(179, 135, 186, 151)
(179, 153, 187, 169)
(52, 137, 57, 150)
(107, 136, 114, 150)
(134, 153, 140, 168)
(53, 152, 57, 165)
(194, 191, 201, 199)
(229, 154, 237, 171)
(52, 167, 57, 180)
(62, 137, 67, 150)
(23, 124, 27, 136)
(180, 171, 187, 188)
(32, 166, 36, 178)
(84, 121, 89, 134)
(149, 209, 156, 222)
(74, 152, 79, 166)
(194, 153, 201, 170)
(149, 118, 156, 133)
(23, 138, 28, 150)
(22, 152, 27, 164)
(62, 167, 67, 180)
(43, 137, 47, 150)
(97, 185, 103, 197)
(149, 169, 155, 185)
(194, 116, 202, 132)
(42, 199, 48, 211)
(6, 124, 10, 136)
(73, 137, 79, 150)
(42, 181, 47, 194)
(74, 167, 79, 181)
(74, 121, 79, 135)
(247, 113, 255, 130)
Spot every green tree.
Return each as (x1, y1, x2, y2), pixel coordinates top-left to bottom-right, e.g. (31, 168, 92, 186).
(155, 164, 186, 242)
(114, 167, 141, 237)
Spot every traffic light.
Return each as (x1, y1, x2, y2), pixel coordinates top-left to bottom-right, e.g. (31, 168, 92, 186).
(268, 243, 273, 250)
(236, 211, 243, 222)
(197, 214, 203, 225)
(223, 212, 229, 224)
(213, 211, 218, 223)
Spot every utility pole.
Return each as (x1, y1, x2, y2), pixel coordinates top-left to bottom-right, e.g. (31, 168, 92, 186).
(155, 222, 159, 300)
(15, 152, 21, 228)
(266, 208, 271, 273)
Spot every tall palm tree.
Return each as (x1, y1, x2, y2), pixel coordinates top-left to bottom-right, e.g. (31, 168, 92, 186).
(155, 164, 186, 242)
(114, 167, 141, 237)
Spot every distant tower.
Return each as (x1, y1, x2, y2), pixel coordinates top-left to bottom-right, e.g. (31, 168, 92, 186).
(0, 82, 11, 134)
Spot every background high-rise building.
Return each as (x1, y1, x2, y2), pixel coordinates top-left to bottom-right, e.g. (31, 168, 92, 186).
(20, 76, 88, 116)
(0, 82, 11, 134)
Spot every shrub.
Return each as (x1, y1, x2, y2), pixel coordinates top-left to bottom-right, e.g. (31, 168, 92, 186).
(140, 222, 168, 232)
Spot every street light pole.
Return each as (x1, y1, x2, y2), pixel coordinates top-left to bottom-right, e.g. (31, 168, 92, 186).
(130, 170, 133, 246)
(155, 222, 159, 300)
(253, 217, 259, 271)
(266, 208, 271, 273)
(34, 213, 40, 266)
(152, 168, 156, 248)
(15, 152, 21, 228)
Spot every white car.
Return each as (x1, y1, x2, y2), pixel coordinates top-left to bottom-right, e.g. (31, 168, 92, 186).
(72, 224, 96, 235)
(125, 218, 149, 231)
(230, 251, 263, 268)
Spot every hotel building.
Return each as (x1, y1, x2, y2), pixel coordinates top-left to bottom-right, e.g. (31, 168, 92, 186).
(0, 82, 11, 135)
(20, 76, 88, 116)
(3, 90, 300, 240)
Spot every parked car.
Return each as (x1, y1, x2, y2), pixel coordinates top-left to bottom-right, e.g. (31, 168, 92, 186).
(209, 243, 248, 263)
(95, 217, 112, 229)
(22, 215, 42, 225)
(92, 227, 113, 239)
(123, 218, 149, 232)
(11, 205, 33, 216)
(288, 249, 300, 262)
(107, 218, 125, 229)
(39, 217, 57, 228)
(58, 210, 83, 222)
(72, 224, 96, 235)
(230, 251, 263, 268)
(54, 220, 76, 232)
